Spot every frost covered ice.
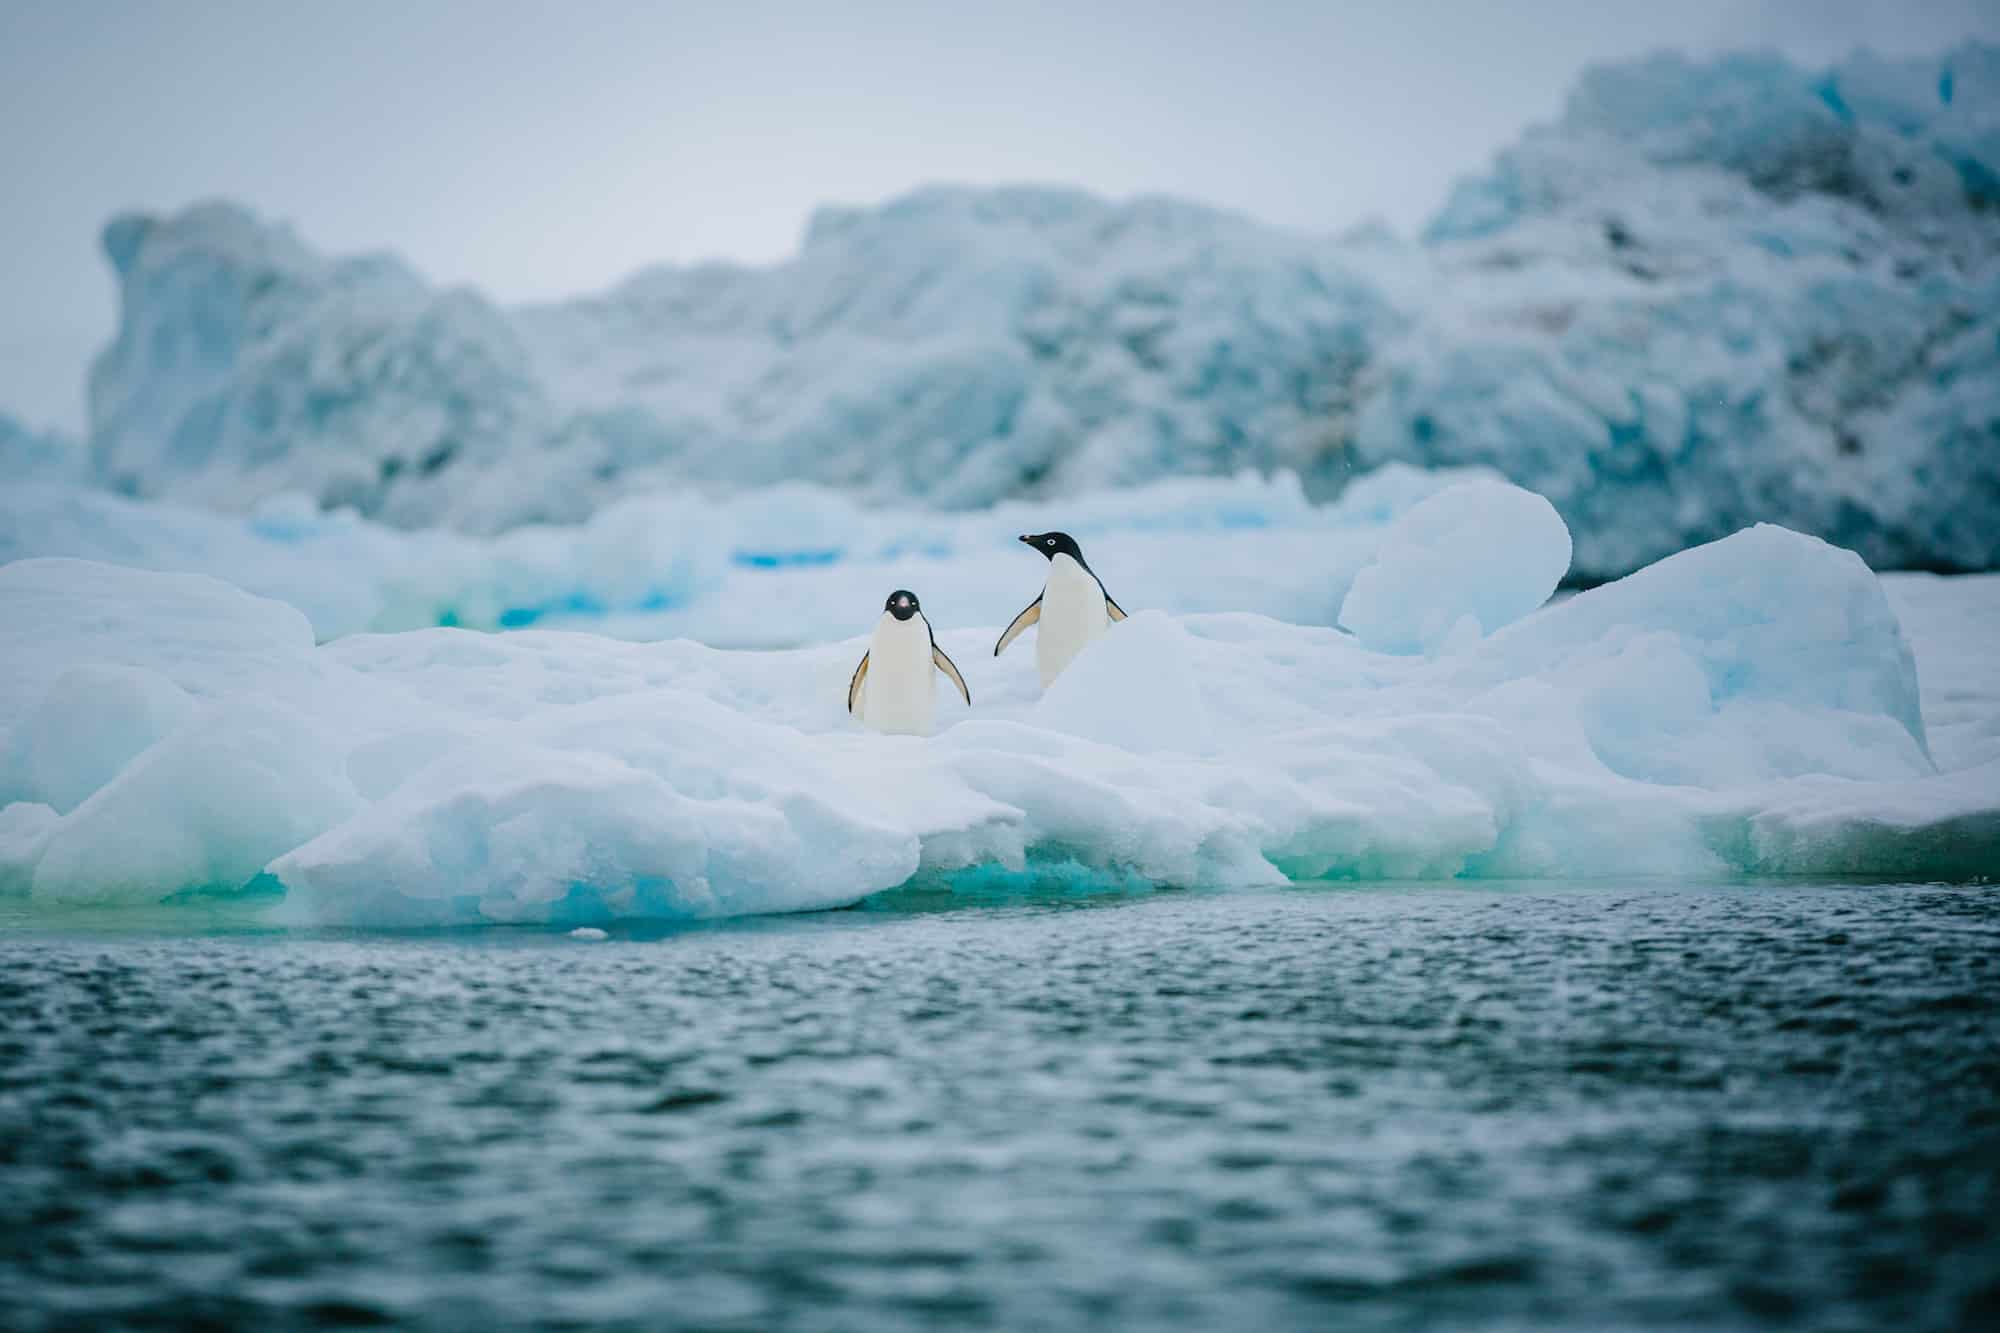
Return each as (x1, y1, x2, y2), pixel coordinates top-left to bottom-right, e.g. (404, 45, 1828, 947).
(61, 43, 2000, 580)
(2, 500, 1993, 926)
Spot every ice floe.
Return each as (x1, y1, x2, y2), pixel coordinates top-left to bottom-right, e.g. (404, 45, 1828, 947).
(1, 499, 1992, 925)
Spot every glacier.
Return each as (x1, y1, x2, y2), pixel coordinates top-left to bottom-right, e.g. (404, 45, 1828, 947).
(1, 496, 1994, 926)
(60, 43, 2000, 580)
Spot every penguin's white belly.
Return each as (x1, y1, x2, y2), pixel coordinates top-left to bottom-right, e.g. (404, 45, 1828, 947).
(1035, 555, 1109, 687)
(860, 616, 937, 736)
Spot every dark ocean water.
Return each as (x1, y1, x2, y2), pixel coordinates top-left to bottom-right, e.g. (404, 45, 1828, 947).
(1, 881, 1996, 1331)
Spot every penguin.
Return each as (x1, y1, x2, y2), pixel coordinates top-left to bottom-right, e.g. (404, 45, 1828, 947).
(993, 531, 1127, 687)
(848, 589, 971, 736)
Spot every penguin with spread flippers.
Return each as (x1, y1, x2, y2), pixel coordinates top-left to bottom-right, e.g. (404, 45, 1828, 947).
(994, 532, 1128, 687)
(849, 590, 971, 736)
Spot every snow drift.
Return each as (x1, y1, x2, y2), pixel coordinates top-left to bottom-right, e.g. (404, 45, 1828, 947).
(70, 43, 2000, 578)
(2, 501, 1993, 925)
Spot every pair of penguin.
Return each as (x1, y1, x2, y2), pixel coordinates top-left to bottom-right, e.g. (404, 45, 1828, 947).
(848, 531, 1128, 736)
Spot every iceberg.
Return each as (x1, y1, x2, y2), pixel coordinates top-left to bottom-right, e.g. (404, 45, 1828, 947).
(2, 502, 1992, 925)
(58, 43, 2000, 580)
(88, 206, 548, 530)
(1363, 43, 2000, 578)
(86, 190, 1388, 532)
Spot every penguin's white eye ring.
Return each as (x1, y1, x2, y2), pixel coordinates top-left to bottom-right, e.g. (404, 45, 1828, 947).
(1046, 538, 1055, 546)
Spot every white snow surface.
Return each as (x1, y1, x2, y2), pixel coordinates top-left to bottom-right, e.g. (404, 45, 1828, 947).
(71, 43, 2000, 579)
(2, 515, 1993, 926)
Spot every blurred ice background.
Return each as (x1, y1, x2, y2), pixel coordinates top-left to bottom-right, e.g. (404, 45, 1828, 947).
(0, 7, 1992, 608)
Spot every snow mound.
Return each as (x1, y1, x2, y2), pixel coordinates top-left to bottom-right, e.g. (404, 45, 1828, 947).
(1033, 611, 1216, 755)
(1338, 479, 1571, 654)
(0, 524, 1991, 924)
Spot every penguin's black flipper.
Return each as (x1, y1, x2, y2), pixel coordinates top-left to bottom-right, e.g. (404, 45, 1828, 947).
(994, 596, 1041, 657)
(1105, 593, 1128, 622)
(932, 644, 972, 707)
(847, 651, 870, 714)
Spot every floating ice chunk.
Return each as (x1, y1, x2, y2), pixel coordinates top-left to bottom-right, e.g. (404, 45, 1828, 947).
(568, 926, 609, 940)
(1338, 480, 1571, 655)
(1033, 612, 1216, 755)
(0, 541, 1991, 921)
(270, 736, 920, 927)
(1730, 759, 2000, 881)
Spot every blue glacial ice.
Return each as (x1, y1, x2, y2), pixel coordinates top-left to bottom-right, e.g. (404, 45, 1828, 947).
(58, 43, 2000, 580)
(1, 497, 1994, 925)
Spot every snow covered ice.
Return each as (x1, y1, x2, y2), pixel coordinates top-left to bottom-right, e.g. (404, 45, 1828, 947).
(2, 492, 1994, 926)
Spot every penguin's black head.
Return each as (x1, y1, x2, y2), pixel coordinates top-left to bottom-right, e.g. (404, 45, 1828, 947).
(1020, 531, 1083, 563)
(884, 589, 920, 621)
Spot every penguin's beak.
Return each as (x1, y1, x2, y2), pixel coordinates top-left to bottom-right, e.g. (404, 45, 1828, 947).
(1017, 534, 1032, 545)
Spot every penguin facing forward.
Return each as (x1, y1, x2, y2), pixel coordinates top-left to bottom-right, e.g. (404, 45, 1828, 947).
(849, 590, 971, 736)
(994, 531, 1128, 687)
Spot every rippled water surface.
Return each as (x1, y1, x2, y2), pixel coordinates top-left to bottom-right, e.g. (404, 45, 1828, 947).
(3, 881, 1997, 1331)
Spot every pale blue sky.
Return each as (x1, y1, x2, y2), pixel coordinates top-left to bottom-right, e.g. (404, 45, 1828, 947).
(2, 0, 1995, 432)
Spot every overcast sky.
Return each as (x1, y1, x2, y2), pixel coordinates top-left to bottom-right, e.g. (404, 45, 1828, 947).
(2, 0, 1995, 432)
